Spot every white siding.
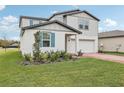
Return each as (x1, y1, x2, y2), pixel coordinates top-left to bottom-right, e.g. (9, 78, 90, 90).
(36, 23, 75, 32)
(21, 18, 30, 27)
(20, 18, 47, 27)
(20, 11, 99, 54)
(66, 12, 98, 53)
(20, 23, 77, 55)
(66, 14, 98, 36)
(50, 15, 64, 23)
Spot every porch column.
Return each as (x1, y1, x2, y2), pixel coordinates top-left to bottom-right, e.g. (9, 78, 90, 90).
(75, 34, 79, 54)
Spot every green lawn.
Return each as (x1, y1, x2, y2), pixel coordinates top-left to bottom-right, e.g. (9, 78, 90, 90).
(0, 49, 124, 87)
(102, 51, 124, 56)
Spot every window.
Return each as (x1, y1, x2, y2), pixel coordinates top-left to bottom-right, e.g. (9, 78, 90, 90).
(78, 18, 89, 30)
(79, 24, 83, 29)
(42, 32, 51, 47)
(40, 32, 55, 47)
(29, 19, 33, 26)
(85, 25, 89, 30)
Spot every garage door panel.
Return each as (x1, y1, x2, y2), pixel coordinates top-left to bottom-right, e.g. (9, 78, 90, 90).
(79, 40, 95, 53)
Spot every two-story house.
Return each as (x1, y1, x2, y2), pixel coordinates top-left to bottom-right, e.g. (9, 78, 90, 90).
(19, 9, 100, 55)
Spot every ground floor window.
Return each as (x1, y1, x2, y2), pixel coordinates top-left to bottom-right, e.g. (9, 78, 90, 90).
(42, 32, 51, 47)
(40, 32, 55, 47)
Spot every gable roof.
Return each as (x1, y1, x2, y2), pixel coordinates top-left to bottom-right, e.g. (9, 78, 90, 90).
(22, 20, 82, 34)
(48, 9, 80, 20)
(19, 16, 48, 27)
(99, 30, 124, 38)
(63, 10, 100, 21)
(19, 9, 100, 28)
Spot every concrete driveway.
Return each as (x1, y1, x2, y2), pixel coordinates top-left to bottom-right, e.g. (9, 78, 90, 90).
(83, 53, 124, 64)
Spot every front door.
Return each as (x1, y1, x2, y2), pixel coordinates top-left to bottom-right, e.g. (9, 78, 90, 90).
(67, 38, 76, 53)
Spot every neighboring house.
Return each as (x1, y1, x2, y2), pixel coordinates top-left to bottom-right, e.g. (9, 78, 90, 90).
(2, 42, 19, 48)
(7, 42, 19, 48)
(99, 30, 124, 52)
(19, 9, 99, 55)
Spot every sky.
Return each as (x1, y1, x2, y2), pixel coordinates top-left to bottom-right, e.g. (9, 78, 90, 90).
(0, 5, 124, 40)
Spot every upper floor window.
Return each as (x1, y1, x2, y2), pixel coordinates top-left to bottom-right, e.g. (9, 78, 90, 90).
(78, 18, 89, 30)
(29, 19, 33, 26)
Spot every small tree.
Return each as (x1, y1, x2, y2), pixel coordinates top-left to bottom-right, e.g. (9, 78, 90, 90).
(33, 31, 41, 62)
(1, 34, 9, 52)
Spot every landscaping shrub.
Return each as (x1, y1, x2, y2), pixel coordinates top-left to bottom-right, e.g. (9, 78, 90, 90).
(23, 54, 32, 65)
(24, 54, 32, 62)
(39, 52, 49, 63)
(78, 49, 83, 56)
(59, 51, 72, 60)
(31, 31, 75, 64)
(23, 51, 76, 65)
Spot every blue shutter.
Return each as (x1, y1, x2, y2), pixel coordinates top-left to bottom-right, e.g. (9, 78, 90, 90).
(51, 33, 55, 47)
(40, 32, 43, 47)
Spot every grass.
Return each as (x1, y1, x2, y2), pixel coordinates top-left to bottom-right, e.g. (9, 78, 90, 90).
(102, 51, 124, 56)
(0, 49, 124, 87)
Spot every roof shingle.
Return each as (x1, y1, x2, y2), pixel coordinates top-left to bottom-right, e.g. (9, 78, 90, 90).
(98, 30, 124, 38)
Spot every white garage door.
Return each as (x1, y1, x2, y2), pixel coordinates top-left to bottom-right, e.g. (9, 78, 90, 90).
(79, 40, 95, 53)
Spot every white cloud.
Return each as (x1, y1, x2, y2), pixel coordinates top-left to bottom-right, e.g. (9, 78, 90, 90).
(51, 10, 58, 14)
(104, 18, 117, 27)
(0, 15, 18, 26)
(0, 15, 19, 40)
(0, 5, 6, 11)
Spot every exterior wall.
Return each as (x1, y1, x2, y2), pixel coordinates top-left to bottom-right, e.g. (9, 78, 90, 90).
(50, 15, 64, 23)
(20, 18, 47, 27)
(20, 30, 34, 55)
(67, 36, 98, 53)
(50, 12, 99, 37)
(66, 12, 98, 53)
(99, 37, 124, 52)
(20, 23, 77, 55)
(20, 11, 99, 54)
(21, 18, 30, 27)
(66, 13, 98, 36)
(36, 23, 73, 31)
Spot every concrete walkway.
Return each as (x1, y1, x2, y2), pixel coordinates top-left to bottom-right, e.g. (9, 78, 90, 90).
(83, 53, 124, 64)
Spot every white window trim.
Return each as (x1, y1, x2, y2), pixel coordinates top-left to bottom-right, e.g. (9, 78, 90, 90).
(78, 18, 89, 30)
(42, 32, 51, 47)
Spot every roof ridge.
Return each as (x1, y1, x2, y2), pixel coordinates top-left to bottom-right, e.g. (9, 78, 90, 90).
(99, 30, 124, 38)
(63, 10, 100, 21)
(99, 30, 124, 33)
(49, 9, 80, 20)
(53, 9, 80, 15)
(20, 15, 48, 20)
